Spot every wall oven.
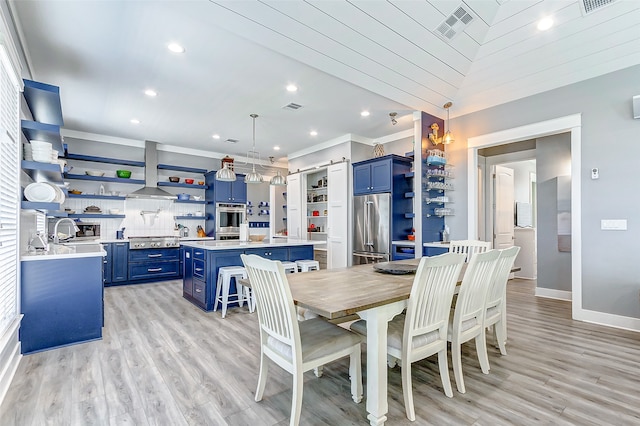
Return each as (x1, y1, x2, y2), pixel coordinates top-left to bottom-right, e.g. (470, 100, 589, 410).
(215, 203, 246, 240)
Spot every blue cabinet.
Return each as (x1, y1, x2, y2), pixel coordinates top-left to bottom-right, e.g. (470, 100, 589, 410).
(213, 175, 247, 203)
(20, 256, 104, 354)
(353, 155, 411, 195)
(182, 245, 314, 311)
(128, 247, 180, 281)
(103, 243, 112, 284)
(423, 246, 449, 257)
(112, 242, 128, 282)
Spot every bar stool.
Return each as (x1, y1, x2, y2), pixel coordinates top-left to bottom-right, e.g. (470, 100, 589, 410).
(214, 266, 252, 318)
(280, 261, 298, 274)
(296, 259, 320, 272)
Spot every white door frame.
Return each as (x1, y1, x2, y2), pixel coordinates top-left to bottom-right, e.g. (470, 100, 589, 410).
(466, 114, 583, 320)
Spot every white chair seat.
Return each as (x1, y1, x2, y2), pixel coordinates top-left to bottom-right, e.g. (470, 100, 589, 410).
(280, 261, 298, 274)
(296, 259, 320, 272)
(352, 315, 440, 351)
(268, 318, 362, 363)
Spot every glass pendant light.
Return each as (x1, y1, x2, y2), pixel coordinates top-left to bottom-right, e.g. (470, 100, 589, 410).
(244, 114, 264, 184)
(270, 170, 287, 186)
(215, 162, 236, 182)
(442, 102, 454, 145)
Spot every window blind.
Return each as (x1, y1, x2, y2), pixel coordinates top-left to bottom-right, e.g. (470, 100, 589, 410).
(0, 50, 20, 338)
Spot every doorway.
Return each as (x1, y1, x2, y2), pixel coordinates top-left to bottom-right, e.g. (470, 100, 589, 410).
(466, 114, 583, 320)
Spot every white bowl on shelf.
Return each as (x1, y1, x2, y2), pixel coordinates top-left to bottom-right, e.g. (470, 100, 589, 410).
(29, 140, 52, 150)
(85, 170, 105, 177)
(109, 209, 120, 215)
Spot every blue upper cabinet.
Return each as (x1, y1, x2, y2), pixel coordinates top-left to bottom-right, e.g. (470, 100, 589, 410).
(22, 79, 64, 154)
(214, 174, 247, 203)
(353, 155, 410, 195)
(23, 79, 64, 126)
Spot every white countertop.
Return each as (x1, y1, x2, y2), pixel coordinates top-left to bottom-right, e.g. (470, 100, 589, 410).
(57, 237, 218, 244)
(181, 238, 325, 251)
(21, 243, 106, 261)
(392, 241, 450, 248)
(423, 241, 450, 248)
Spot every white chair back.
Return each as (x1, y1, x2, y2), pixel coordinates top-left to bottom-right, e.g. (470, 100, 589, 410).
(452, 249, 500, 333)
(240, 254, 301, 359)
(404, 252, 466, 351)
(486, 246, 521, 311)
(448, 240, 491, 262)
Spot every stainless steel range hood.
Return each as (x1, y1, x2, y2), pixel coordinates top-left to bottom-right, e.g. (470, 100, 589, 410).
(127, 141, 177, 200)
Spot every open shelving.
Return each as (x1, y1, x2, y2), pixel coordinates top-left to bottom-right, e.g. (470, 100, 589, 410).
(174, 215, 209, 220)
(157, 181, 208, 189)
(23, 79, 64, 126)
(64, 173, 145, 185)
(21, 160, 64, 184)
(64, 153, 145, 167)
(68, 213, 125, 219)
(174, 199, 207, 205)
(21, 120, 63, 154)
(68, 193, 126, 200)
(157, 164, 207, 174)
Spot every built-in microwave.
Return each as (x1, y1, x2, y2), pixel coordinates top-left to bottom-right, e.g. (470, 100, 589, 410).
(75, 222, 101, 240)
(215, 203, 246, 240)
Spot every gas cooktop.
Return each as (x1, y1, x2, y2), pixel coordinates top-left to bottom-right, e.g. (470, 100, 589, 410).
(128, 236, 180, 249)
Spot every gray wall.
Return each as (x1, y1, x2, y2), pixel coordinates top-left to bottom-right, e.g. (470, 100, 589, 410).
(446, 64, 640, 319)
(536, 133, 571, 292)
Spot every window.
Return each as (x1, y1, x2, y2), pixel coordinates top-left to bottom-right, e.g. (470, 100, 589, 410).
(0, 46, 20, 338)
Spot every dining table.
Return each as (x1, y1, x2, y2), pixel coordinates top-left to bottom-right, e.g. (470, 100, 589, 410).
(241, 258, 517, 425)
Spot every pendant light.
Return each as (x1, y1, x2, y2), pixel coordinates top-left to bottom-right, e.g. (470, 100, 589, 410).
(244, 113, 264, 184)
(270, 170, 287, 186)
(215, 161, 236, 182)
(428, 102, 455, 146)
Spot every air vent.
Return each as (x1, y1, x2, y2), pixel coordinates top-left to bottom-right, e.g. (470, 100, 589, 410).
(434, 4, 475, 42)
(224, 138, 239, 144)
(283, 102, 303, 111)
(579, 0, 617, 15)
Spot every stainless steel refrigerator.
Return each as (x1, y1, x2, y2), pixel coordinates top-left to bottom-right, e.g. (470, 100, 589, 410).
(353, 193, 391, 265)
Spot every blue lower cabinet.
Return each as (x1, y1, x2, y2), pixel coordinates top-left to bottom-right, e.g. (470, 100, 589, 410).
(128, 260, 180, 281)
(392, 244, 416, 260)
(182, 245, 314, 311)
(112, 242, 128, 282)
(244, 247, 288, 261)
(103, 243, 112, 284)
(288, 246, 314, 261)
(21, 256, 104, 354)
(423, 246, 449, 257)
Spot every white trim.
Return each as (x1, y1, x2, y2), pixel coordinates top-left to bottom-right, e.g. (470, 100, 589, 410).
(0, 316, 22, 407)
(372, 128, 413, 145)
(466, 114, 583, 321)
(288, 133, 372, 159)
(535, 287, 572, 301)
(576, 309, 640, 333)
(61, 129, 145, 148)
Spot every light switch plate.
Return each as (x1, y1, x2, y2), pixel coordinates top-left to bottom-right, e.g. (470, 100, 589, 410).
(601, 219, 627, 230)
(591, 168, 599, 179)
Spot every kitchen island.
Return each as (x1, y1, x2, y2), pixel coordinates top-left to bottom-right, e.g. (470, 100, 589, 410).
(20, 243, 106, 354)
(181, 238, 323, 311)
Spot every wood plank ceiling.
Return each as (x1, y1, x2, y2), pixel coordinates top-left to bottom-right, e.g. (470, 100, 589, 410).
(9, 0, 640, 157)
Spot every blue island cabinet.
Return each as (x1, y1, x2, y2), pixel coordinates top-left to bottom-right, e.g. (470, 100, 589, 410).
(20, 256, 104, 354)
(182, 244, 314, 311)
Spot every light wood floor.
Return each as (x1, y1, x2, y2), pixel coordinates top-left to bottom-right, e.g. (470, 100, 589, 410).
(2, 278, 640, 425)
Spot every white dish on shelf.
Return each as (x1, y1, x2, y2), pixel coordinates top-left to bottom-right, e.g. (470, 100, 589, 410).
(48, 183, 65, 204)
(29, 140, 52, 150)
(24, 182, 56, 203)
(85, 170, 105, 177)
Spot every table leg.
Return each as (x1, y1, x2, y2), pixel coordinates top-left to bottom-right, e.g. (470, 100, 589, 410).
(358, 300, 406, 426)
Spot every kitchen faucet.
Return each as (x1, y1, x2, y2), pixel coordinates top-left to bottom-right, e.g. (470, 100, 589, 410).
(52, 218, 80, 244)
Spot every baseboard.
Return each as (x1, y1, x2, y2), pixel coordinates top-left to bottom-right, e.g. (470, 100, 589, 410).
(573, 308, 640, 332)
(535, 287, 572, 301)
(0, 317, 22, 407)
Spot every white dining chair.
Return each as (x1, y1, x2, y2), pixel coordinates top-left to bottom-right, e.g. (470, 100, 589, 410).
(448, 239, 492, 262)
(448, 249, 500, 394)
(240, 254, 363, 426)
(350, 252, 466, 421)
(483, 246, 520, 359)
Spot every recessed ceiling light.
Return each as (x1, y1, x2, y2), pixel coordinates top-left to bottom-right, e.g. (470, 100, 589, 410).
(273, 146, 281, 151)
(130, 119, 140, 124)
(144, 89, 157, 97)
(361, 111, 370, 117)
(167, 42, 185, 53)
(212, 134, 220, 139)
(286, 84, 298, 92)
(537, 17, 554, 31)
(310, 131, 318, 136)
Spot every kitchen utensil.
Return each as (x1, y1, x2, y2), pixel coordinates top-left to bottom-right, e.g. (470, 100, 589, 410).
(407, 235, 415, 241)
(197, 225, 206, 238)
(249, 234, 266, 242)
(198, 181, 205, 185)
(24, 182, 56, 202)
(84, 205, 101, 212)
(180, 226, 190, 237)
(69, 189, 82, 195)
(116, 170, 131, 178)
(85, 170, 105, 176)
(312, 210, 319, 216)
(184, 178, 194, 184)
(64, 209, 75, 214)
(109, 208, 120, 214)
(192, 195, 202, 201)
(169, 176, 180, 182)
(177, 193, 190, 200)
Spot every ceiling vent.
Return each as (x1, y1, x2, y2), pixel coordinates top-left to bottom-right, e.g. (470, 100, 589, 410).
(434, 4, 475, 42)
(579, 0, 617, 15)
(283, 102, 303, 111)
(224, 138, 239, 144)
